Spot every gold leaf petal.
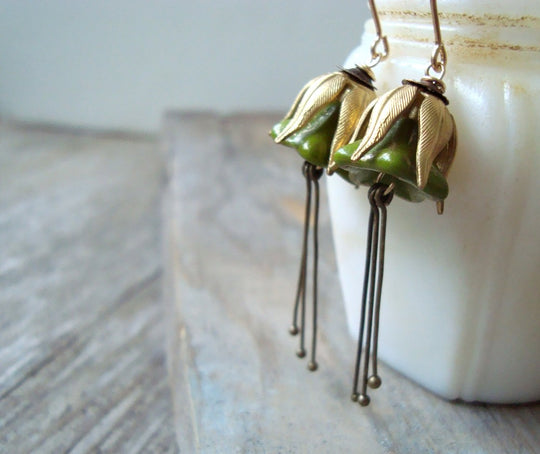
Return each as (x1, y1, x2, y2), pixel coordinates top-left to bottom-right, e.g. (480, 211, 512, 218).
(351, 97, 377, 142)
(434, 114, 457, 177)
(275, 72, 347, 143)
(416, 95, 454, 188)
(275, 73, 334, 142)
(283, 73, 329, 120)
(327, 85, 376, 170)
(297, 73, 340, 111)
(436, 201, 445, 215)
(351, 84, 419, 160)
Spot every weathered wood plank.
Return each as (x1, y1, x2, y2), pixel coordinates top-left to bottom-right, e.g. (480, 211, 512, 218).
(0, 122, 177, 453)
(164, 112, 540, 454)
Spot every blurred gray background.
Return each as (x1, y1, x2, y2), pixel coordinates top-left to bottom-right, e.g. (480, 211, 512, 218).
(0, 0, 369, 132)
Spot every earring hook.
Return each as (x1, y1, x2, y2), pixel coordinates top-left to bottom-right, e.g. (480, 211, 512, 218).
(367, 0, 389, 68)
(425, 0, 447, 80)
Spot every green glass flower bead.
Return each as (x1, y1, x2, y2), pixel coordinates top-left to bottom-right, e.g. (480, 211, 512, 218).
(270, 101, 341, 169)
(333, 117, 449, 203)
(331, 80, 457, 211)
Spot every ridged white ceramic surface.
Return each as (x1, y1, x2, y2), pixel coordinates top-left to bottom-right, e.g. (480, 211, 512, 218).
(327, 0, 540, 402)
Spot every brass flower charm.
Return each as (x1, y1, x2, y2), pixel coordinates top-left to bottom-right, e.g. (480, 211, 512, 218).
(351, 80, 457, 192)
(273, 66, 377, 171)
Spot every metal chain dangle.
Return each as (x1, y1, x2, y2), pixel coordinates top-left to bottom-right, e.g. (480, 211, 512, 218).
(351, 182, 393, 406)
(289, 161, 323, 372)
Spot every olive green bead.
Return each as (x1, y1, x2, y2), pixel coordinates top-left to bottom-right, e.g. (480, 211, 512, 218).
(333, 118, 449, 203)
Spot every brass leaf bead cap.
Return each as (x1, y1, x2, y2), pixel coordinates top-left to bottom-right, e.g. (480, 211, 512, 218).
(351, 80, 456, 191)
(271, 66, 377, 175)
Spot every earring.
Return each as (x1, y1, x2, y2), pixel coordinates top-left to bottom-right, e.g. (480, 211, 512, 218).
(270, 0, 389, 371)
(330, 0, 457, 406)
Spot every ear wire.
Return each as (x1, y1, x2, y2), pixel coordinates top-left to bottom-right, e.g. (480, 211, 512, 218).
(367, 0, 389, 68)
(425, 0, 447, 80)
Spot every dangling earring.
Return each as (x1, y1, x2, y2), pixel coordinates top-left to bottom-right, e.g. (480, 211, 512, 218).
(270, 0, 389, 371)
(331, 0, 457, 406)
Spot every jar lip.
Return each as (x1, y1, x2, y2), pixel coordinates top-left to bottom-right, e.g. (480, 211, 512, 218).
(378, 10, 540, 28)
(376, 0, 540, 22)
(362, 17, 540, 58)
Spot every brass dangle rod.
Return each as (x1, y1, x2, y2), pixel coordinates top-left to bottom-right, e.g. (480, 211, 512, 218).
(368, 188, 389, 389)
(352, 202, 375, 402)
(290, 162, 323, 367)
(353, 183, 393, 406)
(308, 174, 321, 371)
(358, 188, 380, 406)
(290, 162, 312, 359)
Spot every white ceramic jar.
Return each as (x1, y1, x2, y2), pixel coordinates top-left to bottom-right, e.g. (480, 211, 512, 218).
(328, 0, 540, 403)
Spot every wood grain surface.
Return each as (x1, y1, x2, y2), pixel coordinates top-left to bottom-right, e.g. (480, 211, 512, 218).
(164, 112, 540, 453)
(0, 122, 177, 453)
